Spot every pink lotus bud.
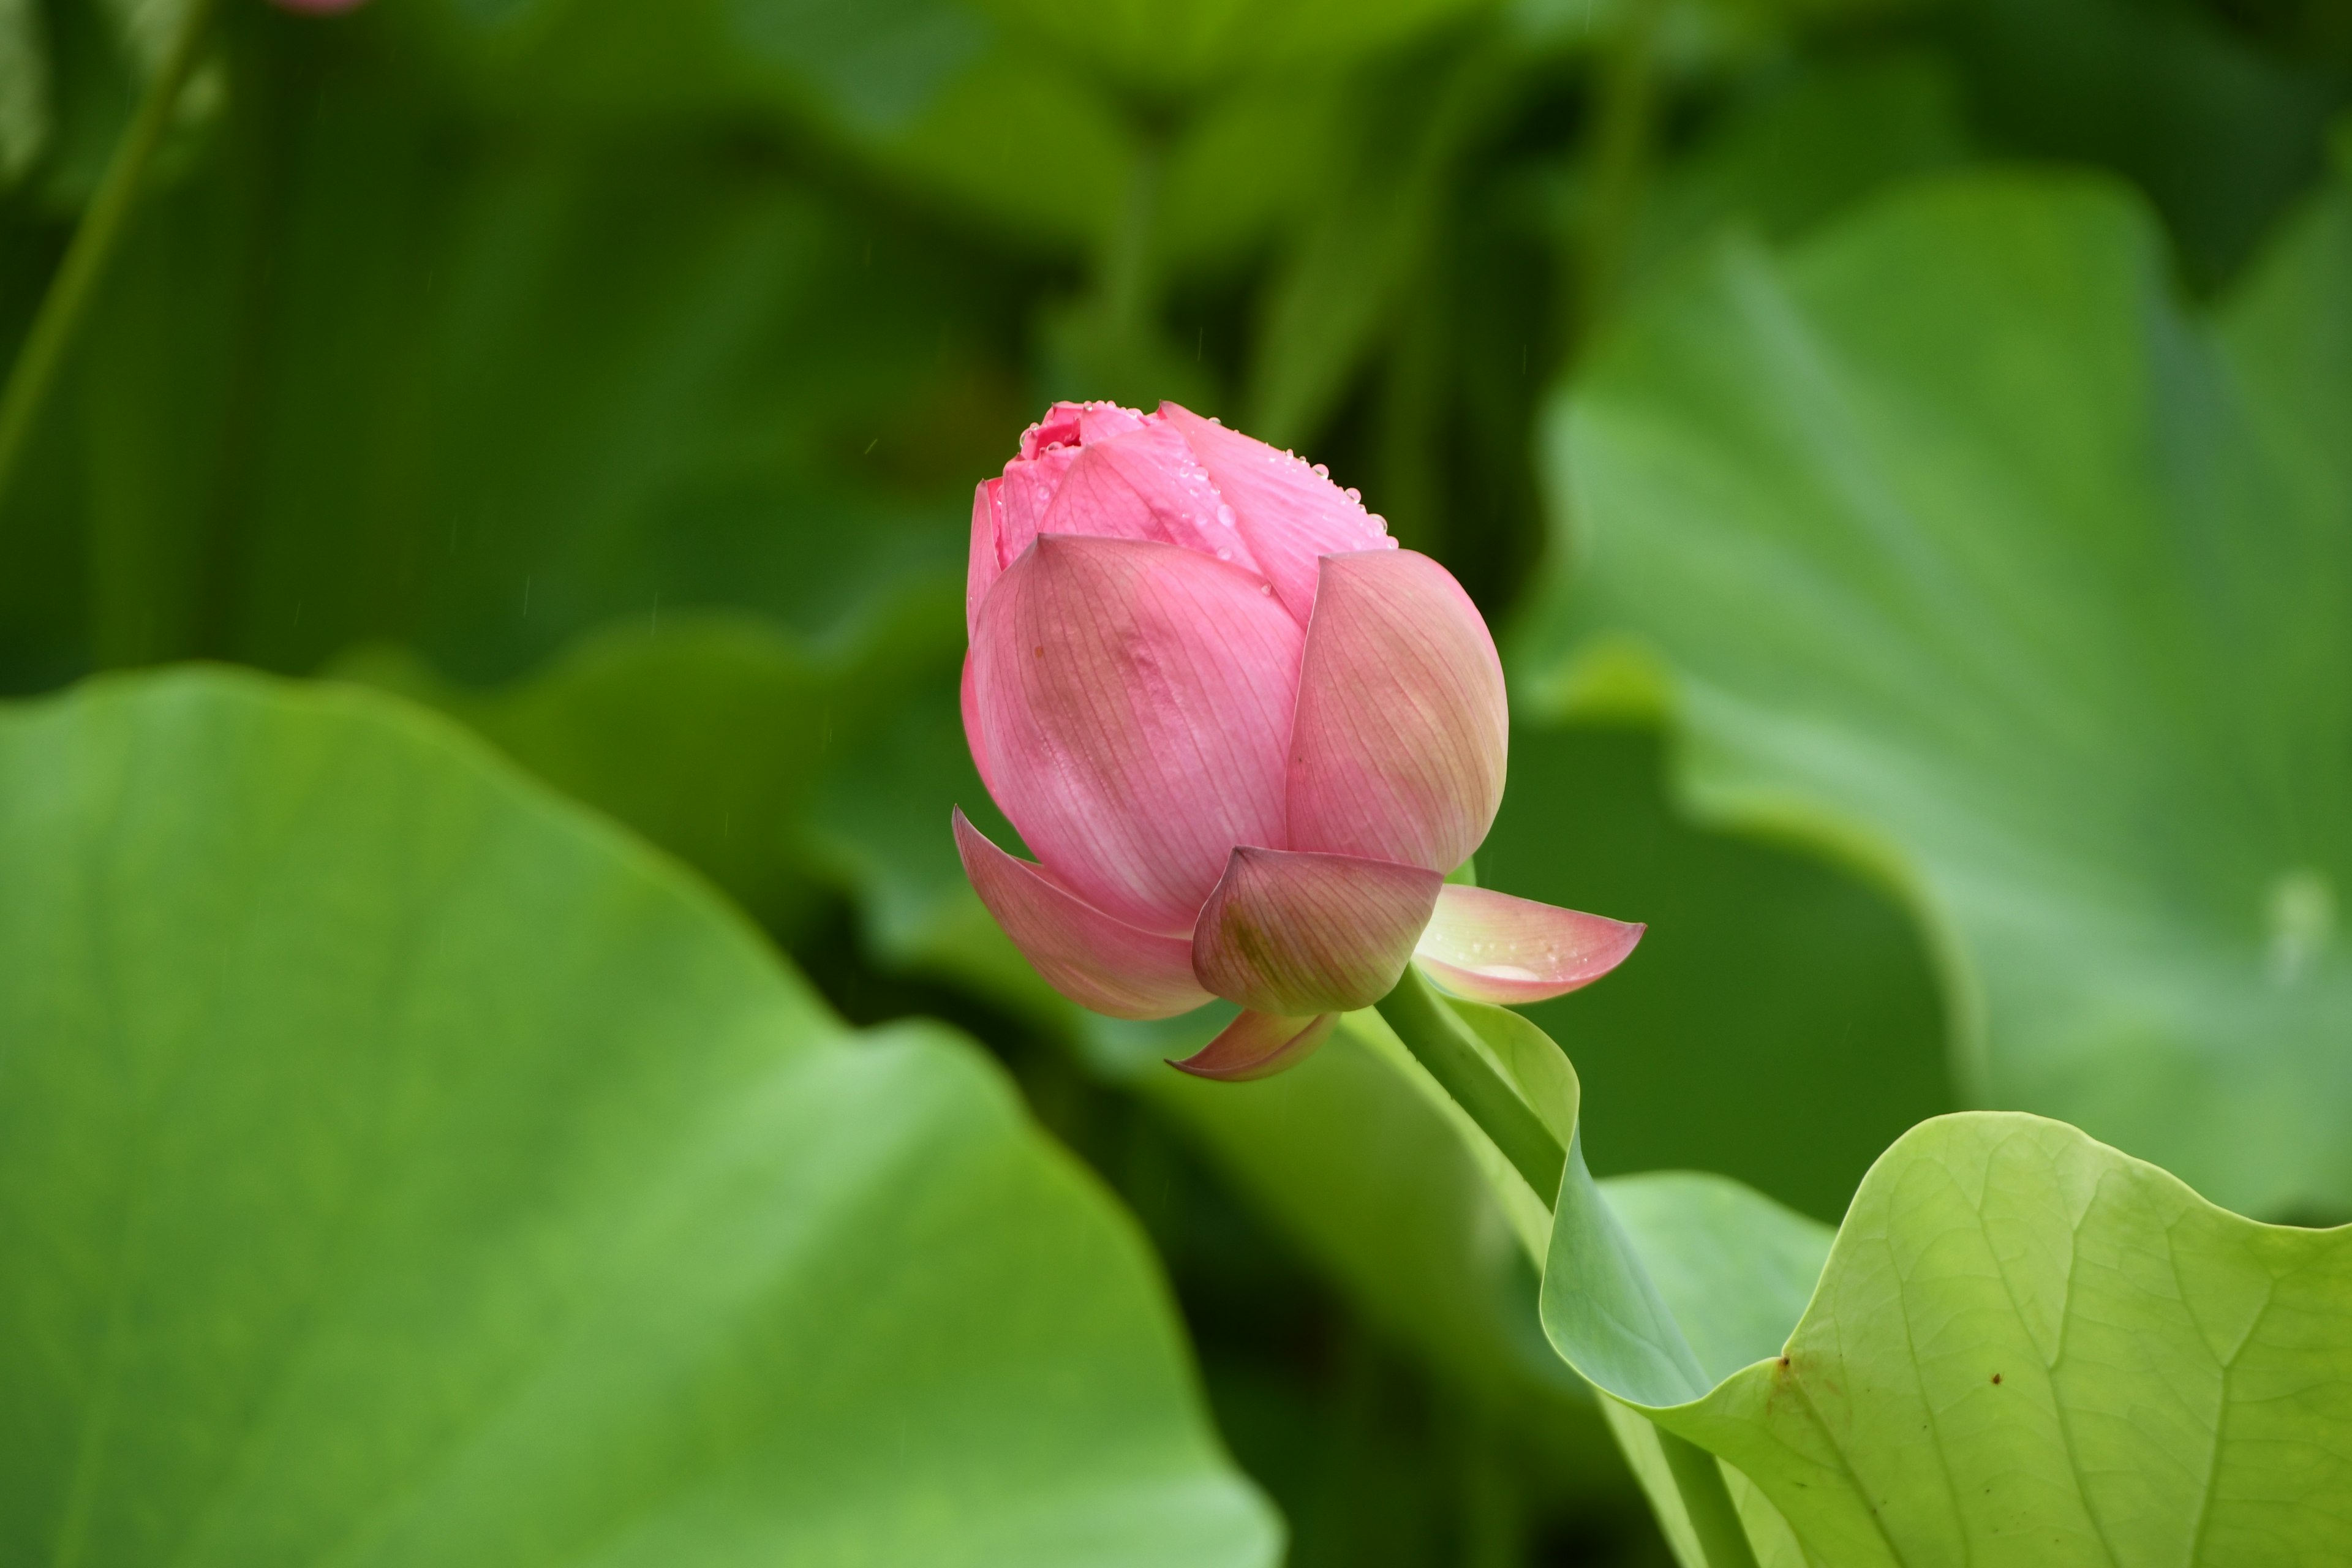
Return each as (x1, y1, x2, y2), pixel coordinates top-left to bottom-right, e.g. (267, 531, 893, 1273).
(956, 401, 1643, 1078)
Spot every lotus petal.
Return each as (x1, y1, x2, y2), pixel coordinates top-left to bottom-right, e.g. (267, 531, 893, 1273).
(1076, 402, 1149, 443)
(1285, 549, 1507, 875)
(1169, 1009, 1338, 1081)
(954, 810, 1212, 1020)
(1160, 402, 1392, 626)
(968, 479, 1008, 638)
(1028, 420, 1266, 579)
(968, 534, 1302, 931)
(959, 653, 993, 797)
(1192, 846, 1441, 1015)
(1022, 402, 1088, 455)
(1413, 884, 1645, 1004)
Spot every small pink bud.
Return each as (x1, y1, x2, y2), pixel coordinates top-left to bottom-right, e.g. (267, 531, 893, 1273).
(955, 401, 1640, 1074)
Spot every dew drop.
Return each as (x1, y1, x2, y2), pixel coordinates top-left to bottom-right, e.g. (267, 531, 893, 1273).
(1344, 488, 1361, 503)
(1311, 463, 1329, 479)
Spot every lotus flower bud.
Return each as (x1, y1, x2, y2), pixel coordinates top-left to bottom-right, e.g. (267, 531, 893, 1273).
(956, 401, 1642, 1079)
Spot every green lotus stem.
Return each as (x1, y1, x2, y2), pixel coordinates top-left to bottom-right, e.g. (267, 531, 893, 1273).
(1374, 963, 1566, 1204)
(0, 0, 221, 519)
(1657, 1427, 1763, 1568)
(1374, 963, 1760, 1568)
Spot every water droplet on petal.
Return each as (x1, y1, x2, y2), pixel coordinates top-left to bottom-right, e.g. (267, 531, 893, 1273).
(1344, 488, 1361, 503)
(1311, 463, 1329, 479)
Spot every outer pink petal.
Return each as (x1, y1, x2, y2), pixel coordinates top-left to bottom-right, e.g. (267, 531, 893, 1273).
(1170, 1010, 1338, 1081)
(954, 809, 1212, 1020)
(1034, 421, 1265, 578)
(1413, 884, 1645, 1004)
(968, 478, 1006, 638)
(960, 652, 993, 798)
(1159, 403, 1393, 626)
(968, 534, 1302, 932)
(1191, 846, 1441, 1015)
(1285, 549, 1507, 875)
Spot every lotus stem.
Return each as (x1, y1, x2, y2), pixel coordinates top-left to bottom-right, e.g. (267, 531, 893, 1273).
(0, 0, 221, 520)
(1657, 1427, 1763, 1568)
(1374, 963, 1566, 1201)
(1375, 963, 1762, 1568)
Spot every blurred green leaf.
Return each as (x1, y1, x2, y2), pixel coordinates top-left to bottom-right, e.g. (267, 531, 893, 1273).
(1942, 0, 2351, 288)
(973, 0, 1496, 99)
(804, 668, 1067, 1011)
(1245, 43, 1511, 449)
(1156, 70, 1350, 277)
(388, 0, 1140, 249)
(333, 616, 865, 936)
(0, 667, 1279, 1567)
(37, 38, 1008, 680)
(1522, 168, 2352, 1218)
(1545, 1110, 2352, 1562)
(1619, 50, 1970, 292)
(0, 0, 51, 186)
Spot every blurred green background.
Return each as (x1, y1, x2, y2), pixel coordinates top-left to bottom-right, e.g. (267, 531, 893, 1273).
(2, 0, 2346, 1560)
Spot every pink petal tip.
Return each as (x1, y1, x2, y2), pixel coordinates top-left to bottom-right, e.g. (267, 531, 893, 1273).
(1169, 1010, 1338, 1082)
(954, 809, 1210, 1020)
(1412, 884, 1644, 1005)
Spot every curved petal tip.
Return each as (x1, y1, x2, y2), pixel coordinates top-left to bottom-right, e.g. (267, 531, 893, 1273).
(954, 809, 1211, 1020)
(1412, 884, 1643, 1005)
(1169, 1010, 1338, 1082)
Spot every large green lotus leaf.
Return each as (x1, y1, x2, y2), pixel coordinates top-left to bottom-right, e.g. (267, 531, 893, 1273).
(0, 669, 1278, 1568)
(1521, 168, 2352, 1218)
(1542, 1108, 2352, 1564)
(1572, 1172, 1831, 1568)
